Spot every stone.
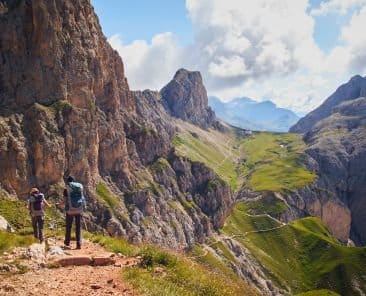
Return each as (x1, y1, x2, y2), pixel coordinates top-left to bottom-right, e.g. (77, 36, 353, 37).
(25, 243, 46, 263)
(54, 256, 93, 267)
(0, 215, 10, 231)
(47, 246, 66, 257)
(1, 284, 15, 292)
(91, 284, 102, 290)
(92, 256, 116, 266)
(154, 267, 165, 274)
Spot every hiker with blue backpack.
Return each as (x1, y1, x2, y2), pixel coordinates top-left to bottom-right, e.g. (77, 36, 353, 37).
(28, 187, 50, 243)
(61, 176, 86, 249)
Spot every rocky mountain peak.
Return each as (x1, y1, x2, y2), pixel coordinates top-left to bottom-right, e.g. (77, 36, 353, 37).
(290, 75, 366, 133)
(160, 68, 216, 129)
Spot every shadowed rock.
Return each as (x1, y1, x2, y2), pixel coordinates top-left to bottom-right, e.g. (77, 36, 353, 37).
(161, 69, 216, 129)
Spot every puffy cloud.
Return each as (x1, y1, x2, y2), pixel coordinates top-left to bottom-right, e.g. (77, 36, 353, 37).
(108, 0, 366, 113)
(186, 0, 324, 87)
(108, 33, 182, 90)
(323, 5, 366, 74)
(208, 55, 249, 78)
(310, 0, 366, 16)
(341, 5, 366, 72)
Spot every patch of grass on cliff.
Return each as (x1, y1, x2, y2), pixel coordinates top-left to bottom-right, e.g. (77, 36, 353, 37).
(124, 245, 258, 296)
(95, 182, 121, 215)
(172, 133, 240, 190)
(149, 157, 170, 173)
(222, 201, 366, 295)
(0, 230, 35, 254)
(190, 244, 237, 276)
(244, 195, 288, 216)
(238, 132, 316, 192)
(0, 195, 30, 230)
(51, 100, 72, 113)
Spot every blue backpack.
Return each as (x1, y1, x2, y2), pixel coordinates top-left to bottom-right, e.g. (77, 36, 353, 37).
(67, 182, 86, 215)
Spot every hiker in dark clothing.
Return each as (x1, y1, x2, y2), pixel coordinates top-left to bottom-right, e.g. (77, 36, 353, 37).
(28, 188, 50, 243)
(61, 176, 86, 249)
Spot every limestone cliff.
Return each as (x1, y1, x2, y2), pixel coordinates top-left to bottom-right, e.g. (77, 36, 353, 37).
(290, 76, 366, 245)
(0, 0, 233, 248)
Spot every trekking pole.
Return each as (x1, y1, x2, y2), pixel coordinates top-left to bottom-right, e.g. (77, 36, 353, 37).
(82, 216, 88, 232)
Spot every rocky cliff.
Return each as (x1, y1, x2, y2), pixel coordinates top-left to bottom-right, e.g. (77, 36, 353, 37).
(0, 0, 234, 249)
(161, 69, 216, 129)
(290, 75, 366, 133)
(290, 76, 366, 245)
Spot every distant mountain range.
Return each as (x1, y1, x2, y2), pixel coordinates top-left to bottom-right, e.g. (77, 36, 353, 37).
(209, 96, 300, 132)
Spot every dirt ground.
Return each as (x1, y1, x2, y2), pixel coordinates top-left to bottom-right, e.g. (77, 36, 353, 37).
(0, 239, 140, 296)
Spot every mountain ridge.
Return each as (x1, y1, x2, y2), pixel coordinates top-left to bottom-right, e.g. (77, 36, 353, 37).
(209, 96, 299, 132)
(290, 75, 366, 133)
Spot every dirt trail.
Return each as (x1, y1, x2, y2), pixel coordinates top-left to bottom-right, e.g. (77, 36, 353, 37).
(0, 238, 140, 296)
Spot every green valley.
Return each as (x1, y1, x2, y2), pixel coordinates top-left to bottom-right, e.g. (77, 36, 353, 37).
(172, 122, 316, 192)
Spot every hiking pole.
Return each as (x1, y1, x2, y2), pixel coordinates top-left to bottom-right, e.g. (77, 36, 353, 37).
(82, 215, 88, 232)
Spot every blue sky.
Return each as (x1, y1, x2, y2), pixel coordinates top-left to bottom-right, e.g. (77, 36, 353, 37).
(91, 0, 366, 113)
(92, 0, 193, 45)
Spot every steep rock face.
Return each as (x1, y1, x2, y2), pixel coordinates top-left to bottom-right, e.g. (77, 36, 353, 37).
(0, 0, 134, 194)
(0, 0, 133, 114)
(161, 69, 216, 129)
(290, 75, 366, 133)
(300, 97, 366, 244)
(290, 74, 366, 244)
(0, 0, 234, 250)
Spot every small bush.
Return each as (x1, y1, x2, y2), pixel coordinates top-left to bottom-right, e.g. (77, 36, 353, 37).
(139, 246, 177, 269)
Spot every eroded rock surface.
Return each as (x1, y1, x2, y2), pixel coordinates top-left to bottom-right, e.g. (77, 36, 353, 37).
(0, 0, 233, 250)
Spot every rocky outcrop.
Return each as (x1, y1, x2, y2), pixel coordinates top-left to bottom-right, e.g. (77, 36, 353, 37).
(0, 0, 234, 250)
(161, 69, 216, 129)
(290, 75, 366, 244)
(290, 75, 366, 133)
(0, 215, 11, 231)
(300, 97, 366, 244)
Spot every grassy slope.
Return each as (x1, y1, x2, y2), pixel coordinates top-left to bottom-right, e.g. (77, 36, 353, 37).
(88, 234, 259, 296)
(222, 202, 366, 295)
(173, 130, 241, 190)
(172, 125, 315, 192)
(240, 132, 315, 192)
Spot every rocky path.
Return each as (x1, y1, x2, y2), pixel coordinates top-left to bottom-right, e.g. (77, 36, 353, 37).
(0, 238, 141, 296)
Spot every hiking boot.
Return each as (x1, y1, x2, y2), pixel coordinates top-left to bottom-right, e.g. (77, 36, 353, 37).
(62, 245, 71, 250)
(76, 245, 81, 250)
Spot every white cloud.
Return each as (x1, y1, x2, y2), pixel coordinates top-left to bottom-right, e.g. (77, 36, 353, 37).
(311, 0, 366, 16)
(323, 5, 366, 74)
(208, 56, 249, 78)
(208, 72, 344, 113)
(107, 0, 366, 113)
(108, 33, 182, 90)
(340, 5, 366, 72)
(186, 0, 324, 84)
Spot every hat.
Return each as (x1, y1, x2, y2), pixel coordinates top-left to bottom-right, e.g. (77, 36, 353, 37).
(30, 188, 39, 194)
(67, 176, 74, 183)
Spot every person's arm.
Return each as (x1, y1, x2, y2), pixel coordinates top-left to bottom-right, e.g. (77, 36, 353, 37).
(56, 189, 67, 209)
(43, 197, 51, 207)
